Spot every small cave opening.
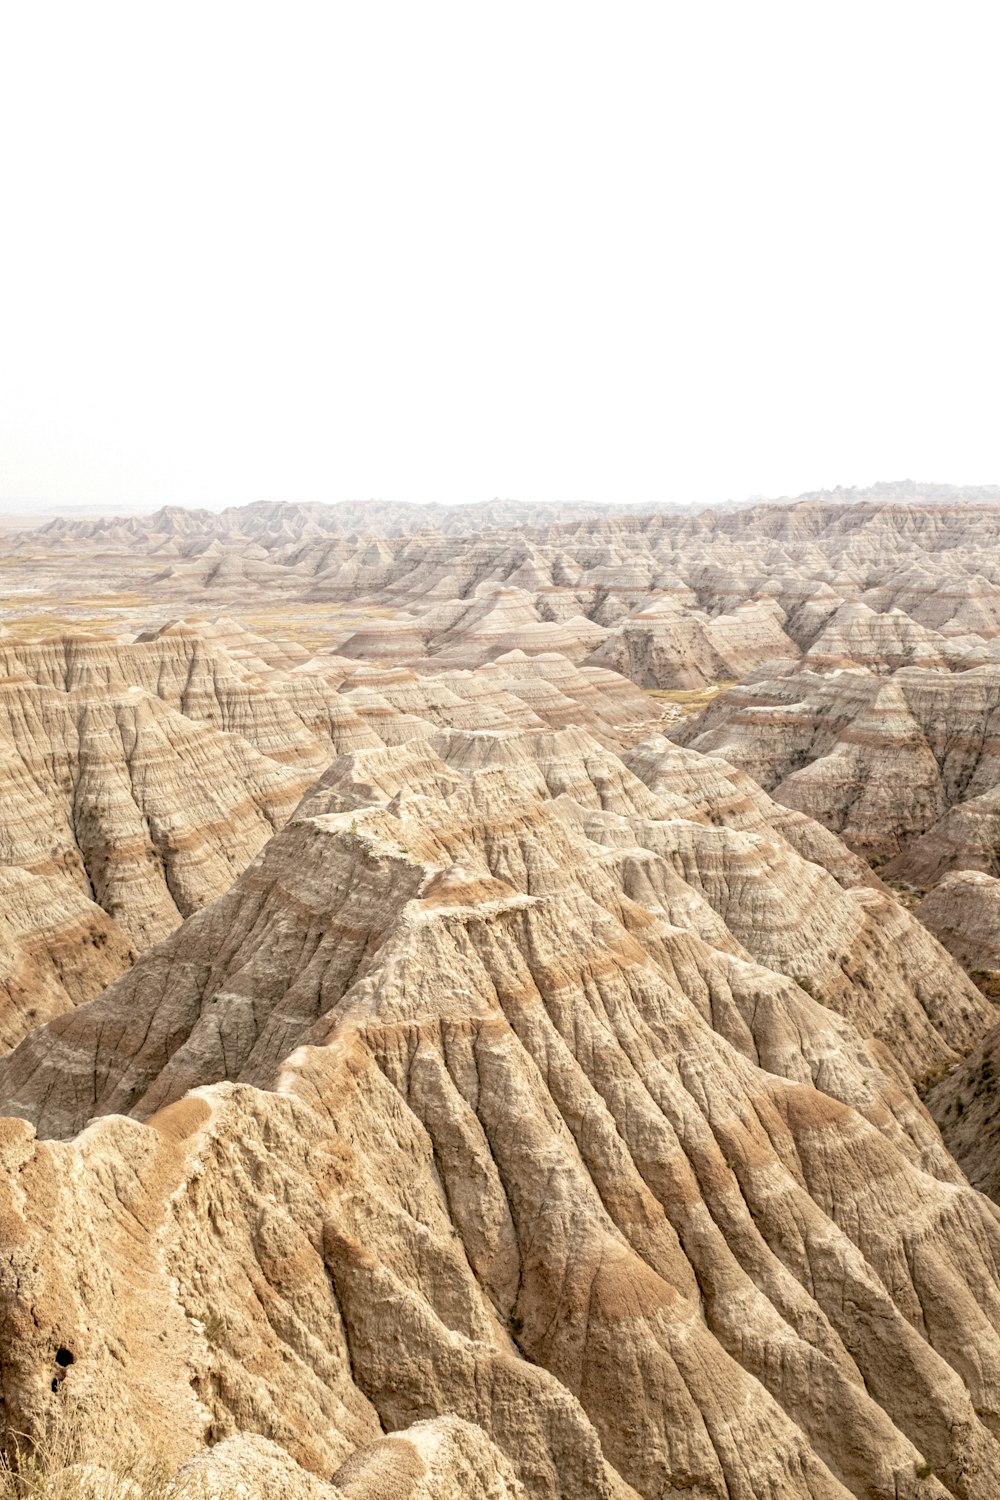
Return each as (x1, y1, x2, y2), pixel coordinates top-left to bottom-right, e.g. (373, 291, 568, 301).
(54, 1348, 74, 1368)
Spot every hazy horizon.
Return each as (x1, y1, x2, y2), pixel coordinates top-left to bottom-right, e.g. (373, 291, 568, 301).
(4, 477, 1000, 526)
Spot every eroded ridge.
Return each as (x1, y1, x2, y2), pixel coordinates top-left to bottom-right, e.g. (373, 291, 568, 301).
(1, 727, 999, 1498)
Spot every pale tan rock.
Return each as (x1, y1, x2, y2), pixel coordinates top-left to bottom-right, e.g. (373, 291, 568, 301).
(5, 501, 1000, 1498)
(169, 1433, 344, 1498)
(675, 664, 1000, 877)
(17, 497, 1000, 686)
(885, 783, 1000, 889)
(915, 871, 1000, 974)
(804, 602, 957, 671)
(334, 1417, 526, 1498)
(0, 665, 317, 1045)
(42, 1463, 142, 1499)
(0, 630, 662, 1048)
(0, 867, 134, 1049)
(585, 597, 798, 689)
(0, 727, 996, 1497)
(928, 1028, 1000, 1202)
(773, 679, 946, 862)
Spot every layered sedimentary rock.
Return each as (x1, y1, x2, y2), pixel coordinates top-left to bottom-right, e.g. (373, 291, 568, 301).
(4, 498, 1000, 1495)
(927, 1023, 1000, 1203)
(0, 631, 665, 1045)
(11, 499, 1000, 690)
(1, 727, 999, 1497)
(0, 867, 134, 1050)
(585, 598, 798, 689)
(803, 603, 954, 672)
(0, 656, 316, 1044)
(671, 663, 1000, 1000)
(674, 664, 1000, 880)
(886, 783, 1000, 889)
(915, 872, 1000, 978)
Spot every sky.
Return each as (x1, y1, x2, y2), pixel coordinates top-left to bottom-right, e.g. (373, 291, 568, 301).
(0, 0, 998, 514)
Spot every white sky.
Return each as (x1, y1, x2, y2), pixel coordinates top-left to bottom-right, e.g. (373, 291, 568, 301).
(1, 0, 998, 513)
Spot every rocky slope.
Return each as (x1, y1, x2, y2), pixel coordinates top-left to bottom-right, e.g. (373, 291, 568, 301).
(0, 628, 664, 1047)
(9, 498, 1000, 686)
(29, 497, 657, 545)
(671, 664, 1000, 980)
(677, 669, 1000, 856)
(916, 873, 1000, 979)
(4, 497, 1000, 1495)
(0, 639, 315, 1046)
(1, 726, 999, 1497)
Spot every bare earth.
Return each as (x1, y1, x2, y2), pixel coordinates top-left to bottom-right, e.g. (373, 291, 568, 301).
(2, 492, 1000, 1497)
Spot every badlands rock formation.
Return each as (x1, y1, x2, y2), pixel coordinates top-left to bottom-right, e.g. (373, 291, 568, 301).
(0, 627, 663, 1047)
(9, 497, 1000, 685)
(917, 872, 1000, 1208)
(672, 663, 1000, 983)
(916, 873, 1000, 978)
(1, 724, 1000, 1497)
(2, 494, 1000, 1496)
(0, 633, 323, 1046)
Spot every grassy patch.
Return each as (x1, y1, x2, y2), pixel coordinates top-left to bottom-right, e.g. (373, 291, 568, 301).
(0, 1425, 175, 1498)
(234, 604, 403, 649)
(644, 681, 737, 716)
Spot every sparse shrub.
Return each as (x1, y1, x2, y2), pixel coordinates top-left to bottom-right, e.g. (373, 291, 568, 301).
(200, 1311, 227, 1347)
(973, 1057, 998, 1099)
(917, 1060, 953, 1096)
(972, 970, 1000, 1003)
(0, 1421, 175, 1499)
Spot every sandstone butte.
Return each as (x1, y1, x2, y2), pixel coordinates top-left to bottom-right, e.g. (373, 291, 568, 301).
(2, 494, 1000, 1496)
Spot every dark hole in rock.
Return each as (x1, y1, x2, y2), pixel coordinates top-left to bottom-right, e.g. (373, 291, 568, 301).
(55, 1348, 74, 1367)
(50, 1379, 58, 1392)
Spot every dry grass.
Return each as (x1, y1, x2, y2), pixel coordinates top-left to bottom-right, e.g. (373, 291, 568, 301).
(0, 1405, 244, 1500)
(234, 603, 402, 648)
(0, 585, 156, 638)
(0, 600, 406, 652)
(0, 1426, 177, 1500)
(643, 680, 737, 716)
(0, 616, 133, 638)
(883, 880, 922, 912)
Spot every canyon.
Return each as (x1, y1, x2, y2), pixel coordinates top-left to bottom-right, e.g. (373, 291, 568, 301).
(1, 492, 1000, 1498)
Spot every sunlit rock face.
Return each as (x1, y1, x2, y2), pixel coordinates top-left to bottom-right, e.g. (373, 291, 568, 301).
(1, 723, 999, 1499)
(673, 663, 1000, 881)
(0, 628, 666, 1047)
(3, 497, 1000, 1496)
(12, 497, 1000, 682)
